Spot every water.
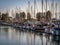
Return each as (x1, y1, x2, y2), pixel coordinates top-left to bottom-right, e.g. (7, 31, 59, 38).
(0, 26, 60, 45)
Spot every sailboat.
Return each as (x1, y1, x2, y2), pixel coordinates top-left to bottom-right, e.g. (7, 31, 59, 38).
(52, 2, 60, 36)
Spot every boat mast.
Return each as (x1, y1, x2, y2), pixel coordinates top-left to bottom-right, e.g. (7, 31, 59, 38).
(28, 1, 30, 13)
(31, 6, 32, 14)
(55, 3, 57, 19)
(6, 8, 9, 14)
(59, 4, 60, 19)
(31, 6, 33, 17)
(19, 7, 21, 13)
(45, 0, 47, 12)
(51, 0, 54, 18)
(41, 0, 43, 17)
(45, 0, 47, 20)
(34, 0, 36, 19)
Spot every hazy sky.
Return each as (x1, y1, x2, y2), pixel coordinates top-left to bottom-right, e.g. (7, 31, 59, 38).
(0, 0, 60, 12)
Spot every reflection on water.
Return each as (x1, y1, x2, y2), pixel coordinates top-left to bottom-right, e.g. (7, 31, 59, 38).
(0, 26, 60, 45)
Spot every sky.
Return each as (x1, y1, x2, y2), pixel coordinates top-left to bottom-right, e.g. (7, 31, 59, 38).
(0, 0, 60, 11)
(0, 0, 60, 18)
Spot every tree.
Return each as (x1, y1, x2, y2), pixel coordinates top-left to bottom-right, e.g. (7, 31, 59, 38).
(0, 12, 1, 15)
(46, 10, 52, 21)
(16, 13, 20, 19)
(20, 12, 26, 19)
(1, 13, 8, 21)
(27, 12, 31, 20)
(36, 12, 41, 21)
(0, 12, 1, 20)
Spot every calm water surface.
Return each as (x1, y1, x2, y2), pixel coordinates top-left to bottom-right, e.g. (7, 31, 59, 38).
(0, 26, 60, 45)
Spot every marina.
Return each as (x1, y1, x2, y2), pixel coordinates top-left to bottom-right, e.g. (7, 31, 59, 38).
(0, 20, 60, 34)
(0, 0, 60, 45)
(0, 21, 53, 33)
